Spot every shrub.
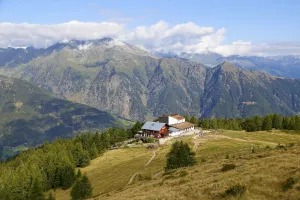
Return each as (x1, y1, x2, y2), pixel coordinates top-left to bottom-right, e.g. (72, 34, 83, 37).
(225, 184, 246, 196)
(225, 153, 230, 159)
(287, 143, 295, 147)
(136, 173, 152, 181)
(163, 169, 176, 176)
(276, 143, 286, 150)
(179, 170, 188, 177)
(141, 137, 156, 143)
(165, 141, 196, 170)
(221, 164, 236, 172)
(283, 177, 296, 192)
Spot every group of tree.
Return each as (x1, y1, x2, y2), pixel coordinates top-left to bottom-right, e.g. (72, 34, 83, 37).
(0, 122, 142, 200)
(186, 114, 300, 132)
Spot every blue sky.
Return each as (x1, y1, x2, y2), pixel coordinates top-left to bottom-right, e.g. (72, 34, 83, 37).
(0, 0, 300, 55)
(1, 0, 299, 43)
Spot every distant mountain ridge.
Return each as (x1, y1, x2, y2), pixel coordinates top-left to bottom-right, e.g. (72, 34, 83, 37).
(179, 52, 300, 78)
(1, 38, 300, 121)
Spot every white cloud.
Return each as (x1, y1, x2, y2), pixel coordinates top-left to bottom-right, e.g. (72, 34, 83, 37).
(213, 41, 300, 56)
(0, 20, 299, 56)
(0, 21, 124, 48)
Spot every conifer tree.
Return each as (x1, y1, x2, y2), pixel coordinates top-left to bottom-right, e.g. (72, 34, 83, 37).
(61, 164, 76, 189)
(89, 143, 98, 159)
(166, 141, 196, 170)
(189, 116, 198, 125)
(262, 115, 272, 130)
(272, 114, 282, 129)
(70, 174, 93, 200)
(243, 118, 256, 132)
(28, 177, 45, 200)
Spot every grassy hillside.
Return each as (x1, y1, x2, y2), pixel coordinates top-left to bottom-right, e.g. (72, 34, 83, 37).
(0, 76, 131, 159)
(54, 130, 300, 200)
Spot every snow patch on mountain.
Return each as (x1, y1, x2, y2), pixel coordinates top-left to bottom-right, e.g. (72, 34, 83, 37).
(78, 42, 93, 50)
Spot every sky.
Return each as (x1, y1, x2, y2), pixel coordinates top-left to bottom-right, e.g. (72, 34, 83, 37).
(0, 0, 300, 56)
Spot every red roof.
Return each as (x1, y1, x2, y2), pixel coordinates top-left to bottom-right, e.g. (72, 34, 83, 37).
(171, 114, 185, 120)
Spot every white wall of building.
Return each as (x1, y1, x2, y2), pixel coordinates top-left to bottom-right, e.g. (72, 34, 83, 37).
(168, 116, 185, 125)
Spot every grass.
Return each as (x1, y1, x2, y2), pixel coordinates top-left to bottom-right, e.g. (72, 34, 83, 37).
(54, 130, 300, 200)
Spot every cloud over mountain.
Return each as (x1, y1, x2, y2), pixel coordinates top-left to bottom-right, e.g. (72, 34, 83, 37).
(0, 20, 299, 56)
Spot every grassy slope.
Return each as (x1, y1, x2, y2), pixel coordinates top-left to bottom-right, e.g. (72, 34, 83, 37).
(54, 130, 300, 200)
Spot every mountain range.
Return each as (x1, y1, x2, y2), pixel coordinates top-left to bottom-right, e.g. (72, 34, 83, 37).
(0, 38, 300, 122)
(179, 52, 300, 78)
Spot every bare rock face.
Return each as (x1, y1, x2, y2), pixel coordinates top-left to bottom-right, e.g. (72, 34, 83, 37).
(1, 39, 300, 120)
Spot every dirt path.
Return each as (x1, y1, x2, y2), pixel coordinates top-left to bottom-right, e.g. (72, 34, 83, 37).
(216, 135, 278, 146)
(144, 150, 157, 167)
(127, 172, 139, 185)
(127, 150, 158, 185)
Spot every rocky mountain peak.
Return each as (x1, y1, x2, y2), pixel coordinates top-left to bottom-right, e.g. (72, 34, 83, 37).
(218, 61, 240, 72)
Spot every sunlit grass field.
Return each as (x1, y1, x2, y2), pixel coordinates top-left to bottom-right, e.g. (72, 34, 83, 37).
(55, 130, 300, 200)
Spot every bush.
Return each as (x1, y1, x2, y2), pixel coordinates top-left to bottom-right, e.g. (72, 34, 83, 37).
(265, 145, 271, 150)
(142, 137, 157, 143)
(179, 170, 188, 177)
(221, 164, 236, 172)
(225, 184, 246, 196)
(165, 141, 196, 170)
(225, 153, 230, 159)
(283, 177, 296, 192)
(136, 173, 152, 181)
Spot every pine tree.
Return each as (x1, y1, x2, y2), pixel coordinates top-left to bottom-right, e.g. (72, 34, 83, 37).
(61, 164, 76, 189)
(272, 114, 282, 129)
(28, 177, 45, 200)
(262, 115, 272, 130)
(243, 118, 256, 132)
(70, 174, 93, 200)
(253, 116, 263, 131)
(184, 115, 190, 122)
(166, 141, 196, 170)
(88, 143, 98, 159)
(282, 116, 291, 129)
(189, 116, 198, 125)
